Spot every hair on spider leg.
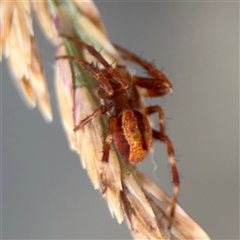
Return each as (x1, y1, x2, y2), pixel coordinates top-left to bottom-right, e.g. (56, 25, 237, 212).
(97, 45, 104, 53)
(109, 57, 121, 67)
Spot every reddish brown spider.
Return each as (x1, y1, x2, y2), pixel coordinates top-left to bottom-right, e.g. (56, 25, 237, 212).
(57, 36, 179, 228)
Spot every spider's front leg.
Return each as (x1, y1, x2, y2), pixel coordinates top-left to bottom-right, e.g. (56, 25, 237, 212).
(56, 55, 114, 97)
(114, 44, 173, 97)
(60, 35, 129, 90)
(133, 75, 173, 97)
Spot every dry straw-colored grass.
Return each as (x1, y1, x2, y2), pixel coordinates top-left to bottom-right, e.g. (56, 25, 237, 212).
(1, 1, 210, 239)
(1, 1, 52, 121)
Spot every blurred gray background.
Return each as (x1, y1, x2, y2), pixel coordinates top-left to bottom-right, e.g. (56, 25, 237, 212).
(2, 2, 239, 239)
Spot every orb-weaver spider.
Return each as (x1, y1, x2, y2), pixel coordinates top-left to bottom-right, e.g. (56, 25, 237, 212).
(57, 36, 179, 228)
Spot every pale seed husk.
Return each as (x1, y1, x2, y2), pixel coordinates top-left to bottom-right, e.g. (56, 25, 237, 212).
(1, 1, 52, 121)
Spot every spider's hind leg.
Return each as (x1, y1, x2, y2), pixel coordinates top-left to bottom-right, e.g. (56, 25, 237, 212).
(100, 116, 117, 193)
(152, 129, 180, 229)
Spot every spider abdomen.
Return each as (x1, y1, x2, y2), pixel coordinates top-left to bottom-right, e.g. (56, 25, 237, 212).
(113, 109, 153, 164)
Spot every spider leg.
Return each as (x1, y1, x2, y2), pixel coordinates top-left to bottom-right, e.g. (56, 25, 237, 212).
(152, 129, 180, 229)
(134, 76, 173, 97)
(56, 55, 114, 97)
(145, 105, 178, 228)
(74, 105, 107, 131)
(100, 117, 117, 193)
(73, 105, 115, 193)
(60, 35, 129, 90)
(144, 105, 166, 135)
(114, 44, 173, 97)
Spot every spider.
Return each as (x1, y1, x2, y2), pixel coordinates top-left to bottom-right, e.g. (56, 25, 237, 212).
(57, 36, 179, 228)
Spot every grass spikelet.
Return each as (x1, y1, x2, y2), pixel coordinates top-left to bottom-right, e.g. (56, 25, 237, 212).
(31, 1, 58, 43)
(1, 0, 211, 239)
(1, 1, 52, 121)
